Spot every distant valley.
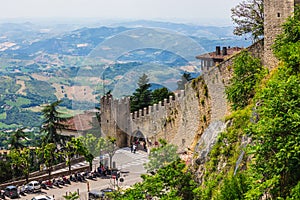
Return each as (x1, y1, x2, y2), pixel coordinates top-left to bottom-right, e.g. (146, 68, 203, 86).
(0, 20, 251, 130)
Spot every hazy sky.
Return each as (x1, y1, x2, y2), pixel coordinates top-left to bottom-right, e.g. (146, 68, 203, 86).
(0, 0, 242, 25)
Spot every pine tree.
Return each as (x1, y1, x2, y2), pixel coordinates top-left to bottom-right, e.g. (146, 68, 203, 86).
(41, 100, 70, 147)
(130, 74, 152, 112)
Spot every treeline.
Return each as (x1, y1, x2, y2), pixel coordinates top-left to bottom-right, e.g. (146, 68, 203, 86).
(0, 100, 117, 184)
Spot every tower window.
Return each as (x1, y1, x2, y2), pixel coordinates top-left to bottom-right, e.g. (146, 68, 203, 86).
(277, 13, 281, 17)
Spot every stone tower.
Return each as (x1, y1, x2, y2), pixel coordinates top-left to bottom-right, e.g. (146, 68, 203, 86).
(100, 94, 115, 139)
(264, 0, 299, 69)
(100, 94, 130, 147)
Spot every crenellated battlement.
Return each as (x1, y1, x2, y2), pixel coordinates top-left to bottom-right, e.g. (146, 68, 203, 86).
(130, 90, 185, 120)
(100, 89, 188, 147)
(100, 90, 185, 121)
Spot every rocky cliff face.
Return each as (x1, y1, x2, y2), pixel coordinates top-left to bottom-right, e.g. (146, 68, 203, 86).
(190, 40, 264, 182)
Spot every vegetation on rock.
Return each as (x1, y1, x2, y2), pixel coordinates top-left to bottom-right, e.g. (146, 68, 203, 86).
(194, 7, 300, 199)
(225, 50, 266, 110)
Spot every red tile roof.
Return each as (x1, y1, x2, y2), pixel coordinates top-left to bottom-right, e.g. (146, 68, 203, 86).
(64, 111, 96, 131)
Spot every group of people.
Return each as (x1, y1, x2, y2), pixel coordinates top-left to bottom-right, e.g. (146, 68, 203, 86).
(130, 139, 147, 153)
(97, 163, 109, 176)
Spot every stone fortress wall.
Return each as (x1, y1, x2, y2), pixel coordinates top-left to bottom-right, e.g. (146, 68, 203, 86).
(100, 1, 298, 151)
(100, 82, 209, 152)
(99, 39, 264, 152)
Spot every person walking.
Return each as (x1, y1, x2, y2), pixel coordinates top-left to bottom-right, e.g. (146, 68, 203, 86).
(133, 144, 137, 153)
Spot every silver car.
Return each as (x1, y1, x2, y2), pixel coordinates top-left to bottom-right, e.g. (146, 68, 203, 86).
(25, 181, 41, 193)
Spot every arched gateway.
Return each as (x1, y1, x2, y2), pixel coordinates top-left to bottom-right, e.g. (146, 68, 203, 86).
(130, 130, 147, 151)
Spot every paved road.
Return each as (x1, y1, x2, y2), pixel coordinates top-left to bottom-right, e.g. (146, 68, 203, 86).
(17, 148, 148, 200)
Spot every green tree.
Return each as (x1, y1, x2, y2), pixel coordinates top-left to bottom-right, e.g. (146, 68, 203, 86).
(287, 181, 300, 200)
(101, 136, 117, 169)
(0, 158, 12, 183)
(245, 8, 300, 198)
(64, 137, 88, 174)
(8, 128, 28, 150)
(41, 100, 70, 147)
(130, 73, 152, 112)
(109, 159, 197, 200)
(0, 131, 9, 149)
(85, 153, 94, 171)
(218, 173, 249, 200)
(231, 0, 264, 41)
(9, 148, 31, 183)
(246, 67, 300, 199)
(80, 134, 118, 169)
(71, 136, 95, 171)
(273, 6, 300, 72)
(64, 140, 75, 174)
(79, 133, 100, 157)
(151, 87, 174, 105)
(225, 50, 265, 110)
(144, 139, 179, 172)
(36, 143, 59, 178)
(177, 72, 193, 90)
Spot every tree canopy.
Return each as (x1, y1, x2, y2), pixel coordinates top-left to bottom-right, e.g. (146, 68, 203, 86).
(231, 0, 264, 41)
(8, 128, 28, 149)
(151, 87, 174, 105)
(247, 67, 300, 198)
(144, 139, 179, 172)
(225, 50, 265, 110)
(109, 159, 197, 200)
(9, 148, 31, 182)
(130, 74, 174, 112)
(41, 100, 70, 147)
(130, 73, 152, 112)
(246, 10, 300, 197)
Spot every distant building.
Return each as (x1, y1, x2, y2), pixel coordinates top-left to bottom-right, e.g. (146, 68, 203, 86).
(196, 46, 243, 68)
(61, 111, 99, 137)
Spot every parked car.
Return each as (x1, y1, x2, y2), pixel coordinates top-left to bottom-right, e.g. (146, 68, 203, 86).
(25, 181, 41, 193)
(88, 188, 114, 200)
(88, 189, 104, 199)
(31, 195, 54, 200)
(4, 185, 19, 199)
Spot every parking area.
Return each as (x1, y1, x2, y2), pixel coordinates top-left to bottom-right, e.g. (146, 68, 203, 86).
(16, 171, 143, 200)
(2, 148, 148, 200)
